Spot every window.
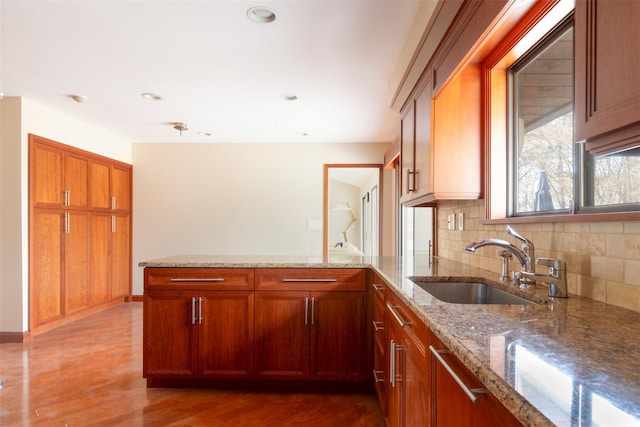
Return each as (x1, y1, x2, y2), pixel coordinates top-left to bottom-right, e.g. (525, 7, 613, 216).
(510, 19, 574, 215)
(485, 0, 640, 221)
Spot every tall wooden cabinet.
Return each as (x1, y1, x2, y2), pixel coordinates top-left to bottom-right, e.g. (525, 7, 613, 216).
(29, 134, 132, 333)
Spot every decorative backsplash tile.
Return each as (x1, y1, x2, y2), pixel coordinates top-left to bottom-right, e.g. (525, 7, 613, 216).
(437, 200, 640, 313)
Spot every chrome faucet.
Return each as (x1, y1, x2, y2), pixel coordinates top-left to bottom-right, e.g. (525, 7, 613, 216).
(464, 225, 534, 274)
(464, 225, 568, 298)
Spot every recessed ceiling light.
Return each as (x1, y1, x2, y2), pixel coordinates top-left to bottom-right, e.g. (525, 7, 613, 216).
(295, 132, 308, 137)
(247, 6, 276, 23)
(141, 92, 163, 101)
(281, 93, 298, 101)
(70, 94, 88, 103)
(198, 132, 212, 137)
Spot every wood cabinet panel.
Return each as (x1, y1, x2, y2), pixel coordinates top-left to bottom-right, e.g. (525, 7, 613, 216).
(64, 211, 90, 314)
(255, 268, 365, 291)
(310, 291, 367, 381)
(90, 160, 111, 210)
(199, 291, 254, 379)
(575, 0, 640, 150)
(400, 101, 416, 202)
(30, 209, 64, 328)
(143, 291, 198, 378)
(431, 336, 521, 427)
(111, 214, 131, 299)
(64, 153, 89, 209)
(145, 268, 254, 291)
(254, 291, 309, 380)
(111, 164, 131, 212)
(90, 214, 111, 306)
(31, 141, 64, 208)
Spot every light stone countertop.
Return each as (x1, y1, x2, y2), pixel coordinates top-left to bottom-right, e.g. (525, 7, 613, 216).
(139, 255, 640, 427)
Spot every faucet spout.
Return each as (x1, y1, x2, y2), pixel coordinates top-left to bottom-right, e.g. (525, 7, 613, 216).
(464, 238, 529, 267)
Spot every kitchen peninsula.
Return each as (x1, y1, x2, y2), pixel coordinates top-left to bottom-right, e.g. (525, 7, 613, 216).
(140, 255, 640, 427)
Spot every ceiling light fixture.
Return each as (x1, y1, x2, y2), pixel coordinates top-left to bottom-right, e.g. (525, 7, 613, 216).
(281, 93, 298, 101)
(173, 122, 188, 135)
(198, 132, 212, 137)
(70, 94, 88, 103)
(246, 6, 276, 23)
(141, 92, 163, 101)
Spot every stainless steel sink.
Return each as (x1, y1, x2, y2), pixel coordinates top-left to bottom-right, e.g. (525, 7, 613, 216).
(413, 281, 534, 305)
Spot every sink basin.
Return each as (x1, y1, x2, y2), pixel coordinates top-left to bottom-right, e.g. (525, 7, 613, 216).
(413, 281, 534, 305)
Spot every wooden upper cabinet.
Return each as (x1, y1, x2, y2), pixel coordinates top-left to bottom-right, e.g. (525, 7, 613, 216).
(431, 64, 481, 201)
(111, 164, 131, 212)
(31, 140, 64, 208)
(31, 138, 89, 209)
(90, 160, 111, 210)
(575, 0, 640, 154)
(401, 75, 433, 206)
(90, 160, 132, 212)
(400, 100, 416, 202)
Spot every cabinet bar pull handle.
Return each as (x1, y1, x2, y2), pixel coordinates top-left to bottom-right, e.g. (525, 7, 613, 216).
(390, 340, 396, 387)
(282, 278, 337, 282)
(372, 321, 384, 331)
(64, 190, 70, 206)
(304, 297, 309, 325)
(198, 297, 203, 324)
(111, 215, 116, 233)
(372, 283, 384, 291)
(429, 345, 485, 404)
(386, 303, 412, 327)
(407, 170, 417, 192)
(170, 278, 225, 282)
(64, 212, 70, 234)
(111, 196, 116, 210)
(311, 297, 315, 325)
(373, 370, 384, 383)
(191, 297, 197, 325)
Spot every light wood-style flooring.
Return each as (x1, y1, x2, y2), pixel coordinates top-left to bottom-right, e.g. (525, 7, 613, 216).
(0, 303, 383, 426)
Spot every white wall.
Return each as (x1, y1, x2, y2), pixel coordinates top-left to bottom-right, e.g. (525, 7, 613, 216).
(0, 96, 132, 333)
(132, 142, 389, 295)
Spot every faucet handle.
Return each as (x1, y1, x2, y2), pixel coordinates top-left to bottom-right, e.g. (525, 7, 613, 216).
(506, 225, 533, 247)
(536, 257, 565, 276)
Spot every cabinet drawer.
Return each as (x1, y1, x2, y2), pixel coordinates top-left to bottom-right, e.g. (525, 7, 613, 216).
(255, 268, 366, 291)
(144, 268, 254, 291)
(386, 290, 429, 360)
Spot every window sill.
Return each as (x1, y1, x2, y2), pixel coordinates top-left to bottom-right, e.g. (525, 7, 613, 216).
(484, 211, 640, 225)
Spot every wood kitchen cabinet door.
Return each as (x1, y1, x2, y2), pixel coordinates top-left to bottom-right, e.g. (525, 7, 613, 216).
(575, 0, 640, 150)
(431, 337, 521, 427)
(199, 291, 254, 379)
(310, 291, 367, 381)
(110, 214, 131, 299)
(63, 211, 91, 315)
(30, 209, 64, 328)
(111, 164, 131, 212)
(254, 291, 310, 380)
(143, 291, 198, 378)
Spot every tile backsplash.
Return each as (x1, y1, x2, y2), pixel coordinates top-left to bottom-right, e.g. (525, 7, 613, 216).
(437, 200, 640, 313)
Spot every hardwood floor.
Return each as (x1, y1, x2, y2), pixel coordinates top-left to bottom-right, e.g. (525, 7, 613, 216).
(0, 303, 383, 426)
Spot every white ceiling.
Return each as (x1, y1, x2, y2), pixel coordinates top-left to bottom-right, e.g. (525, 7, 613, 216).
(1, 0, 431, 144)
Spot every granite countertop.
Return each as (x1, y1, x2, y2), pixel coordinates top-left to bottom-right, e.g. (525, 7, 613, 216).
(139, 255, 640, 427)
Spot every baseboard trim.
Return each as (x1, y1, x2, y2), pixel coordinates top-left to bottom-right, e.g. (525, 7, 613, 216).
(132, 294, 143, 302)
(0, 331, 30, 343)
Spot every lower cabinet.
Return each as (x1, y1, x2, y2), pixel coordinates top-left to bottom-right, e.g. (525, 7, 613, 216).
(430, 336, 522, 427)
(254, 290, 367, 380)
(143, 290, 254, 380)
(386, 291, 432, 427)
(143, 267, 368, 387)
(373, 275, 522, 427)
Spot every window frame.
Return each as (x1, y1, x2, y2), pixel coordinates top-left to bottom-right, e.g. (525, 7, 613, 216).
(483, 0, 640, 223)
